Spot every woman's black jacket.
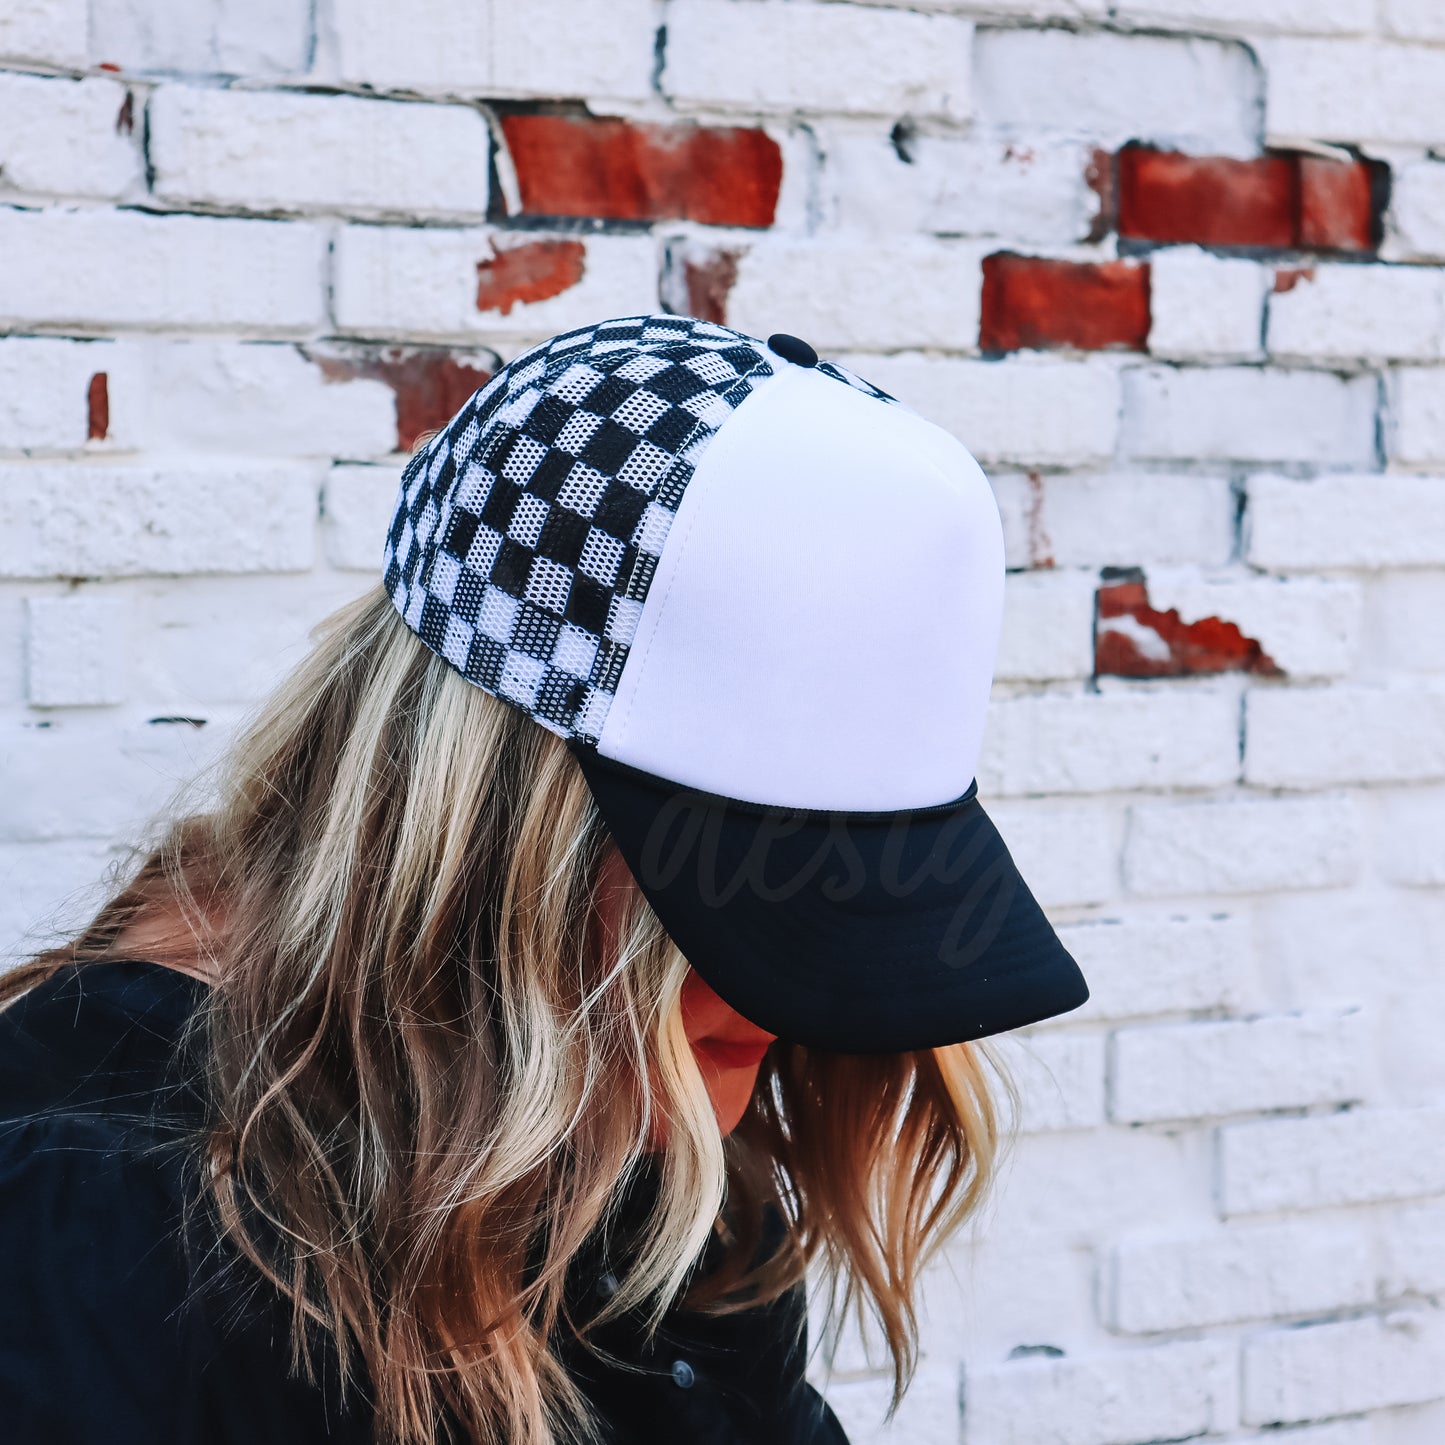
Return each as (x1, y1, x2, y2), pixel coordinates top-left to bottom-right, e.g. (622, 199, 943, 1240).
(0, 960, 849, 1444)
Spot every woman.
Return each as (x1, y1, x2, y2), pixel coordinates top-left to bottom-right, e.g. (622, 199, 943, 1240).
(0, 316, 1088, 1444)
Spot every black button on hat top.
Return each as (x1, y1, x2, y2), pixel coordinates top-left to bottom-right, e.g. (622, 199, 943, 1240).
(767, 333, 819, 368)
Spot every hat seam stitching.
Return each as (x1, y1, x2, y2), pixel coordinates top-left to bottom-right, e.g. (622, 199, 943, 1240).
(574, 740, 981, 822)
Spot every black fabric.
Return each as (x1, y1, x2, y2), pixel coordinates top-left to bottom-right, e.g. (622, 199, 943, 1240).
(574, 747, 1090, 1054)
(0, 960, 849, 1445)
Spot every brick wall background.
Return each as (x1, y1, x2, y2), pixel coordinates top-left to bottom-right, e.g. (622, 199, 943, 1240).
(4, 1, 1445, 1440)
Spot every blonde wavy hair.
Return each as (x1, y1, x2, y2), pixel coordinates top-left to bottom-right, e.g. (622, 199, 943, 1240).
(3, 585, 1011, 1445)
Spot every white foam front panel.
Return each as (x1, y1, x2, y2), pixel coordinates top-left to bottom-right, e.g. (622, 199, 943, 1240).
(596, 364, 1005, 810)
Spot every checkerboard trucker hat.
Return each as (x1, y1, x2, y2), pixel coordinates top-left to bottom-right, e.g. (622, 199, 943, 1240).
(384, 314, 1088, 1053)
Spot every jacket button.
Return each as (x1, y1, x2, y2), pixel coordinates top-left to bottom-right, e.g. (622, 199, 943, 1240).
(596, 1272, 619, 1300)
(670, 1359, 696, 1389)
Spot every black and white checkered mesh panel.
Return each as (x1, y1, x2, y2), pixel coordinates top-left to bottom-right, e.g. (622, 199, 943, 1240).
(383, 314, 896, 743)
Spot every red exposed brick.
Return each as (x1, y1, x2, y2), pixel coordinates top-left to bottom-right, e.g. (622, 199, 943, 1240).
(980, 253, 1151, 354)
(683, 248, 742, 324)
(1084, 146, 1117, 243)
(475, 239, 586, 316)
(1024, 469, 1054, 569)
(1273, 265, 1316, 294)
(86, 372, 108, 440)
(97, 61, 121, 72)
(1299, 155, 1382, 253)
(501, 113, 782, 229)
(1095, 573, 1281, 678)
(1115, 146, 1383, 254)
(1118, 148, 1297, 248)
(314, 349, 493, 451)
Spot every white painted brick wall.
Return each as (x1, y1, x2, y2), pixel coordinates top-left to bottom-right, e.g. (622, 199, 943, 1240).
(0, 73, 141, 201)
(0, 717, 232, 843)
(663, 2, 972, 120)
(973, 27, 1261, 155)
(0, 209, 326, 333)
(1387, 160, 1445, 261)
(5, 7, 1445, 1441)
(1255, 889, 1445, 1017)
(1247, 473, 1445, 569)
(1267, 263, 1445, 362)
(327, 0, 489, 91)
(488, 1, 659, 102)
(149, 88, 492, 218)
(0, 338, 112, 453)
(25, 595, 127, 708)
(1383, 0, 1445, 39)
(1246, 683, 1445, 787)
(1369, 570, 1445, 674)
(93, 0, 310, 75)
(988, 473, 1036, 570)
(1109, 1007, 1369, 1122)
(1143, 571, 1363, 678)
(1374, 787, 1445, 887)
(725, 239, 986, 353)
(1241, 1423, 1380, 1445)
(850, 354, 1121, 467)
(821, 132, 1100, 245)
(1263, 39, 1445, 145)
(1110, 1218, 1376, 1331)
(105, 341, 396, 459)
(978, 687, 1240, 796)
(993, 570, 1096, 681)
(324, 465, 400, 572)
(995, 1030, 1107, 1134)
(1052, 913, 1250, 1024)
(825, 1364, 959, 1445)
(1220, 1106, 1445, 1214)
(0, 0, 86, 68)
(838, 0, 1107, 14)
(986, 800, 1117, 908)
(127, 573, 365, 708)
(1380, 1203, 1445, 1296)
(960, 1337, 1238, 1445)
(329, 0, 657, 99)
(0, 837, 117, 963)
(333, 227, 658, 343)
(990, 1126, 1205, 1251)
(1117, 0, 1373, 33)
(1125, 794, 1361, 895)
(1242, 1310, 1445, 1423)
(1149, 247, 1267, 362)
(0, 463, 318, 578)
(1022, 471, 1236, 569)
(1120, 365, 1379, 466)
(1388, 366, 1445, 465)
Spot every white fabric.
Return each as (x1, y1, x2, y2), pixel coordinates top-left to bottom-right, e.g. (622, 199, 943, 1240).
(596, 363, 1005, 810)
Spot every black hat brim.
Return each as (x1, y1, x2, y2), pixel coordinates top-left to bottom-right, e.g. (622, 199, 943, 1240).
(573, 746, 1089, 1054)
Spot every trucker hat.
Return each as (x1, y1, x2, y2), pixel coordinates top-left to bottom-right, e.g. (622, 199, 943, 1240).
(383, 314, 1088, 1053)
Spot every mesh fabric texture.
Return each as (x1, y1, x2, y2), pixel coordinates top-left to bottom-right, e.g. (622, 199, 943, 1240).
(383, 313, 895, 744)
